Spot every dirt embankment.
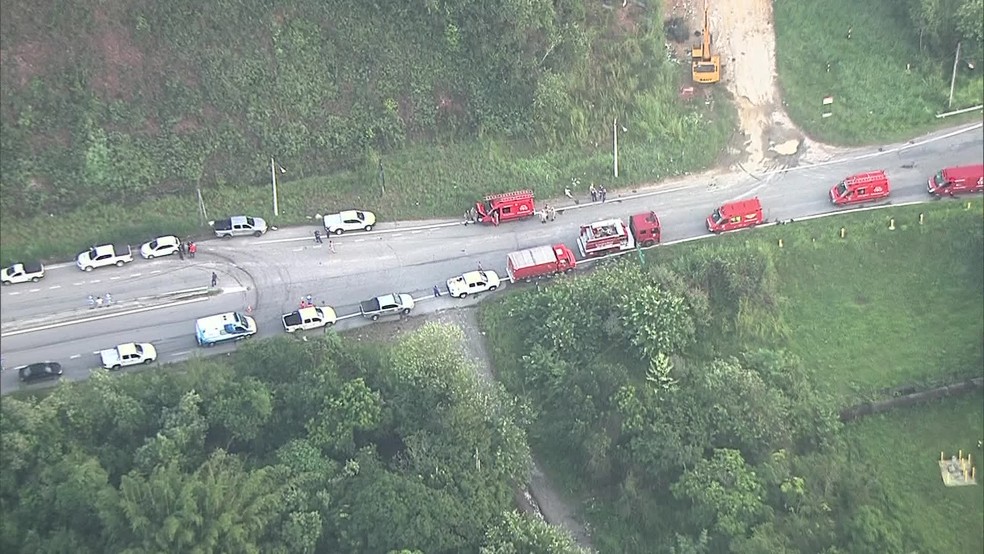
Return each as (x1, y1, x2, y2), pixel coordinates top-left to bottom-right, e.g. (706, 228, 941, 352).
(664, 0, 842, 174)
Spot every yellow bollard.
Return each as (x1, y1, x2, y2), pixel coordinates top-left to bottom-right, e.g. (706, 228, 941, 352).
(964, 469, 969, 481)
(778, 239, 783, 248)
(967, 202, 972, 210)
(941, 451, 945, 462)
(889, 218, 895, 230)
(959, 449, 963, 459)
(973, 467, 977, 480)
(919, 213, 924, 225)
(840, 227, 846, 239)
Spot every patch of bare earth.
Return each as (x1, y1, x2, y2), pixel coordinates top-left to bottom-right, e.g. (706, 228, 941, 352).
(342, 308, 596, 551)
(664, 0, 842, 172)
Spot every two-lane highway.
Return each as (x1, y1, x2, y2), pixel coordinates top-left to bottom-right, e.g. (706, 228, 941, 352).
(2, 122, 981, 394)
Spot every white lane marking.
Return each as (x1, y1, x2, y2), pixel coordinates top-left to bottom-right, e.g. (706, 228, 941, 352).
(8, 292, 20, 296)
(130, 273, 142, 278)
(0, 296, 210, 338)
(49, 285, 61, 290)
(292, 248, 303, 252)
(29, 288, 40, 293)
(73, 282, 86, 286)
(220, 286, 248, 294)
(170, 351, 191, 357)
(110, 276, 121, 280)
(92, 351, 101, 355)
(151, 270, 162, 274)
(258, 220, 464, 244)
(70, 354, 81, 359)
(90, 279, 101, 283)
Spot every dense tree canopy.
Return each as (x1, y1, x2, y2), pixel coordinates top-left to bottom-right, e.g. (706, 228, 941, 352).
(0, 325, 581, 553)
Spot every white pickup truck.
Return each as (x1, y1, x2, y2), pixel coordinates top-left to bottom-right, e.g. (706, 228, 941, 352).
(99, 342, 157, 370)
(77, 244, 133, 271)
(360, 293, 414, 321)
(281, 306, 337, 332)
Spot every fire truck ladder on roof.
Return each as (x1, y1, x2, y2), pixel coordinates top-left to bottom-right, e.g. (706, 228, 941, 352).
(485, 190, 533, 202)
(849, 171, 886, 186)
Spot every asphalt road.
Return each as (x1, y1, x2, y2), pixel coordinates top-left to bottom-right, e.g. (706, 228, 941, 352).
(2, 122, 982, 394)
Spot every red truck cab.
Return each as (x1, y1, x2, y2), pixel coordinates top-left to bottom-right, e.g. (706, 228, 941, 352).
(629, 211, 662, 247)
(830, 170, 890, 205)
(706, 198, 764, 233)
(475, 190, 535, 224)
(506, 244, 576, 282)
(927, 164, 984, 197)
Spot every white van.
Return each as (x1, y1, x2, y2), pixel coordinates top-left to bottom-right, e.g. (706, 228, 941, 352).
(195, 312, 257, 347)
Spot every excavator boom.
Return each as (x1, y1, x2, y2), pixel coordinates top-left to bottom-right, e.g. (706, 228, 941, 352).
(691, 4, 721, 84)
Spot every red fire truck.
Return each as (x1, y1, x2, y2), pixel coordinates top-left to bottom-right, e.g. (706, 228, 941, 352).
(706, 198, 764, 233)
(927, 164, 984, 197)
(474, 190, 536, 225)
(629, 211, 662, 247)
(577, 212, 663, 258)
(506, 244, 577, 282)
(829, 170, 891, 205)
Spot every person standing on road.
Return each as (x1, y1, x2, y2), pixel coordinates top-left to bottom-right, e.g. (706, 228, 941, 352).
(328, 240, 336, 253)
(188, 242, 197, 258)
(178, 242, 185, 260)
(314, 230, 323, 244)
(590, 184, 598, 202)
(433, 285, 441, 297)
(210, 272, 218, 288)
(104, 293, 113, 306)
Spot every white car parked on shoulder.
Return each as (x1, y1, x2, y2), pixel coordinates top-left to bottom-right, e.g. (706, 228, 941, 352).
(323, 210, 376, 235)
(1, 261, 45, 285)
(447, 270, 501, 298)
(99, 342, 158, 370)
(140, 235, 181, 259)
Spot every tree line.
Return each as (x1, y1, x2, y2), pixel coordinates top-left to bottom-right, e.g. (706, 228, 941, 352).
(480, 247, 932, 553)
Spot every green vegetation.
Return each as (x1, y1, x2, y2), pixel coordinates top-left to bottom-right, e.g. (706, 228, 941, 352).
(0, 325, 587, 553)
(479, 200, 984, 552)
(0, 0, 736, 264)
(844, 393, 983, 554)
(775, 0, 984, 144)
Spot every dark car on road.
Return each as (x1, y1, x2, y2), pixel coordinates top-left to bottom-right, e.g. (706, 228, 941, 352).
(17, 362, 63, 384)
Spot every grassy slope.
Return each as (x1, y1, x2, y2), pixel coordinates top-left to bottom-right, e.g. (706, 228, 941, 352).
(774, 0, 984, 144)
(0, 1, 739, 264)
(843, 392, 984, 553)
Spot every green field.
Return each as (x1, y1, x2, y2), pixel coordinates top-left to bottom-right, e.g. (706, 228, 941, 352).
(765, 202, 984, 401)
(774, 0, 984, 144)
(843, 393, 984, 553)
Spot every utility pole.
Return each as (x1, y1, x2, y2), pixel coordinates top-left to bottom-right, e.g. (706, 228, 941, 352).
(378, 160, 386, 196)
(613, 117, 619, 178)
(270, 157, 280, 217)
(196, 186, 208, 226)
(949, 41, 961, 109)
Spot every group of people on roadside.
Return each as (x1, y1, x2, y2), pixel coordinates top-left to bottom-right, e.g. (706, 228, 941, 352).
(176, 240, 197, 260)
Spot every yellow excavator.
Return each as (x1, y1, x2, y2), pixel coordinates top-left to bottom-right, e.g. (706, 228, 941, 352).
(691, 4, 721, 84)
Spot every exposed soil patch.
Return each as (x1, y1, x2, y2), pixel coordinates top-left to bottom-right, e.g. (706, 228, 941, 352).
(90, 6, 145, 100)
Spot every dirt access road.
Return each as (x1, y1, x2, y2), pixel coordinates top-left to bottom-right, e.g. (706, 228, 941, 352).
(345, 308, 596, 550)
(665, 0, 841, 173)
